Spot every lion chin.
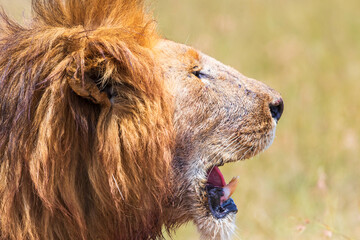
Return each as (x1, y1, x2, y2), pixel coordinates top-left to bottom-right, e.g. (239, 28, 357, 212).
(0, 1, 283, 240)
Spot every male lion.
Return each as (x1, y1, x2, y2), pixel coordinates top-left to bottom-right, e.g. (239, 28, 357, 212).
(0, 0, 283, 239)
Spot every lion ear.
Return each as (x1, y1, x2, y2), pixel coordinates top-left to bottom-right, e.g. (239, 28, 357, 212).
(68, 72, 112, 106)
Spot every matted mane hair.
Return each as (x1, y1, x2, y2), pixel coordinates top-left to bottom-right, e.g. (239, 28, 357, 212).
(0, 0, 173, 239)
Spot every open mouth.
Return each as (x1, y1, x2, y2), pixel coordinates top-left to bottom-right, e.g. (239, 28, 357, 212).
(206, 166, 239, 219)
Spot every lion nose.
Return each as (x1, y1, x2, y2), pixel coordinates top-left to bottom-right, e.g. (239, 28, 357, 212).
(269, 98, 284, 122)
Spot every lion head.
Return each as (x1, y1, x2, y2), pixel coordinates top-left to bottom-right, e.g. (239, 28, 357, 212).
(0, 0, 283, 240)
(156, 40, 283, 239)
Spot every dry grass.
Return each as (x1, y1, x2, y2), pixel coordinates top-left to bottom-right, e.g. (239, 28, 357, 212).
(1, 0, 359, 239)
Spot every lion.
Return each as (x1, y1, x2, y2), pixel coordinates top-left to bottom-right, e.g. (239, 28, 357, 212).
(0, 0, 283, 239)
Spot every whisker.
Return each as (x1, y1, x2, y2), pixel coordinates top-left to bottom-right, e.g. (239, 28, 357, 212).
(233, 227, 241, 240)
(206, 133, 238, 162)
(239, 145, 254, 160)
(206, 134, 241, 166)
(229, 137, 254, 160)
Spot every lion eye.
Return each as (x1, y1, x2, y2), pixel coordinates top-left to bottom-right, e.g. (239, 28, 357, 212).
(192, 70, 206, 79)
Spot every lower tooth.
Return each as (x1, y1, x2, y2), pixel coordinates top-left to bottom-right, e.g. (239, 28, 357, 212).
(222, 176, 239, 201)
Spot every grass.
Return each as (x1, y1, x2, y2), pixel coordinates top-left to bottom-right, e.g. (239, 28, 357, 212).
(1, 0, 360, 239)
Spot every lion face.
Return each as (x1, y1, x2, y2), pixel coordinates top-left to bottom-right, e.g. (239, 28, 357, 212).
(155, 40, 283, 239)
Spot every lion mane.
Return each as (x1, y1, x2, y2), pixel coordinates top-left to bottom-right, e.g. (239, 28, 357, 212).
(0, 0, 173, 239)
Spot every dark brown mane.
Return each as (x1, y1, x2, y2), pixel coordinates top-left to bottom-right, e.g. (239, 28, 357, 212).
(0, 0, 173, 239)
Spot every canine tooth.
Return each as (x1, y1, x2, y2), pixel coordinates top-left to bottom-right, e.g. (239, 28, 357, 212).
(222, 176, 239, 201)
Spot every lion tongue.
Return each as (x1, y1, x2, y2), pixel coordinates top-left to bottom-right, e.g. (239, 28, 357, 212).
(207, 166, 239, 202)
(207, 166, 226, 187)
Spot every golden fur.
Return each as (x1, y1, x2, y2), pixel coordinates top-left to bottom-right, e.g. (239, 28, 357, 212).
(0, 1, 173, 239)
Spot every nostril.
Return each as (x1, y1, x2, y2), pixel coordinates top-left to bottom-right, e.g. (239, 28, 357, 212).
(269, 98, 284, 122)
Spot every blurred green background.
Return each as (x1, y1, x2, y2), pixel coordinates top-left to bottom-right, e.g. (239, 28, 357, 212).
(1, 0, 359, 239)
